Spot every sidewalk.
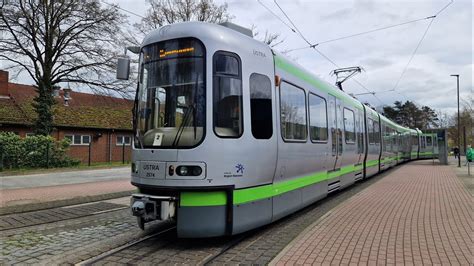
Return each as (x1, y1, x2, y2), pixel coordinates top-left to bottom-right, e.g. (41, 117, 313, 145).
(271, 160, 472, 265)
(0, 167, 135, 214)
(0, 166, 130, 189)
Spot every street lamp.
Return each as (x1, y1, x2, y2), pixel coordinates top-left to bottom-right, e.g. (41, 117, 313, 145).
(451, 74, 460, 167)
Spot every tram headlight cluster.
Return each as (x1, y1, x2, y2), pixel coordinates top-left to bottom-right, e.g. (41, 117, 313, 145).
(176, 165, 202, 176)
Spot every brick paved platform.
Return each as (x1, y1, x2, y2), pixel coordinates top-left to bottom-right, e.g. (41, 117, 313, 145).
(271, 160, 473, 265)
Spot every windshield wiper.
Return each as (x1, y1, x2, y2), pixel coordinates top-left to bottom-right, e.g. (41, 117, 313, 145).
(133, 93, 144, 149)
(171, 104, 194, 147)
(192, 76, 198, 140)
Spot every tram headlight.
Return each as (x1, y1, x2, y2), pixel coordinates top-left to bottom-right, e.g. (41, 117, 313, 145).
(176, 166, 202, 176)
(192, 166, 202, 176)
(178, 166, 189, 176)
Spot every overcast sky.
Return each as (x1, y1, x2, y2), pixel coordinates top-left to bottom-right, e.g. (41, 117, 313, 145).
(4, 0, 473, 115)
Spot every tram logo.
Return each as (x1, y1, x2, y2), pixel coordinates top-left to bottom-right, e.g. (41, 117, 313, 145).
(235, 163, 244, 174)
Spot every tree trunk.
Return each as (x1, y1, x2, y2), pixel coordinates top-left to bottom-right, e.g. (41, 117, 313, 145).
(33, 79, 55, 136)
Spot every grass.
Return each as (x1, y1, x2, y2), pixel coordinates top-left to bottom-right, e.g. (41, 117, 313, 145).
(0, 161, 131, 176)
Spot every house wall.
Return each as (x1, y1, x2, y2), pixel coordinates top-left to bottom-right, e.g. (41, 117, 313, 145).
(0, 126, 132, 164)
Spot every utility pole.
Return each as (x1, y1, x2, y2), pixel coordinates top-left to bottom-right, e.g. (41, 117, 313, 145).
(451, 74, 460, 167)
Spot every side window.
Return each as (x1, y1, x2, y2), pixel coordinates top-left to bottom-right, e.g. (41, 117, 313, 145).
(280, 82, 307, 141)
(249, 73, 273, 139)
(213, 52, 242, 138)
(427, 136, 433, 147)
(343, 108, 355, 144)
(373, 121, 380, 144)
(308, 93, 328, 142)
(357, 111, 364, 153)
(368, 119, 375, 144)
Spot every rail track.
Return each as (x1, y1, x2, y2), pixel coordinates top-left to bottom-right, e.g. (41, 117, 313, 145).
(0, 201, 129, 232)
(77, 225, 177, 265)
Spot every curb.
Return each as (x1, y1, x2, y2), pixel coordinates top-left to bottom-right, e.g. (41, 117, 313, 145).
(0, 190, 135, 215)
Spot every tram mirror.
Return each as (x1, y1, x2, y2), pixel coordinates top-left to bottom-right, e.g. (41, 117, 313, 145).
(116, 57, 130, 80)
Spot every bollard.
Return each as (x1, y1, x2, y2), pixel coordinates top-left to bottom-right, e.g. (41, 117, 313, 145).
(88, 142, 92, 166)
(0, 143, 3, 172)
(122, 142, 125, 164)
(46, 142, 50, 168)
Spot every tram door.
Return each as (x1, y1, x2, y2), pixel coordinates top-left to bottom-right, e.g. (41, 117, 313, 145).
(329, 95, 343, 171)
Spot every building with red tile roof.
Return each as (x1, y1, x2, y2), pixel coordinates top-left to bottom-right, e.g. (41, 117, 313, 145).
(0, 70, 134, 164)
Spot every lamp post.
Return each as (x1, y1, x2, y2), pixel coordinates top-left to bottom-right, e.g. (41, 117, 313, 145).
(451, 74, 460, 167)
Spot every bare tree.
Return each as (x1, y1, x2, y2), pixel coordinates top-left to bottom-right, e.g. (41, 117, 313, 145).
(0, 0, 130, 135)
(133, 0, 232, 38)
(251, 25, 284, 48)
(435, 109, 451, 129)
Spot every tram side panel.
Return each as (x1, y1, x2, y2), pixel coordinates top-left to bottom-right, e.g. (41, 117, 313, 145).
(228, 44, 278, 235)
(364, 106, 381, 178)
(272, 69, 329, 222)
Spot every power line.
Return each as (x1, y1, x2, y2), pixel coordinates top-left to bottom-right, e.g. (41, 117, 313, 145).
(101, 0, 145, 19)
(285, 0, 453, 53)
(270, 0, 384, 105)
(435, 0, 453, 16)
(391, 17, 435, 92)
(390, 0, 453, 104)
(273, 0, 312, 45)
(256, 0, 296, 33)
(285, 16, 435, 53)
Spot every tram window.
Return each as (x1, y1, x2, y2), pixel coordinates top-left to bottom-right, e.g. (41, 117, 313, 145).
(357, 112, 364, 153)
(308, 93, 328, 142)
(213, 52, 243, 138)
(343, 108, 355, 144)
(280, 82, 307, 141)
(249, 73, 273, 139)
(368, 119, 374, 144)
(373, 121, 380, 144)
(427, 136, 432, 146)
(384, 126, 390, 152)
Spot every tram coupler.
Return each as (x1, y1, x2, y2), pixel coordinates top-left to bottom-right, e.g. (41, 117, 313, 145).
(130, 194, 177, 229)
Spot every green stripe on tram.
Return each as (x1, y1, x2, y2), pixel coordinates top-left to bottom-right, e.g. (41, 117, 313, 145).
(181, 162, 371, 207)
(180, 191, 227, 207)
(366, 159, 379, 167)
(274, 55, 363, 110)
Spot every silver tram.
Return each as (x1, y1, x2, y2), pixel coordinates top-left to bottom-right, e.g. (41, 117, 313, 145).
(117, 22, 438, 238)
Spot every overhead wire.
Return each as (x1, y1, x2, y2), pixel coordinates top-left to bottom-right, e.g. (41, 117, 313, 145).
(256, 0, 296, 33)
(285, 16, 435, 53)
(101, 0, 145, 19)
(270, 0, 385, 105)
(273, 0, 313, 45)
(259, 0, 454, 107)
(391, 0, 453, 102)
(391, 18, 435, 92)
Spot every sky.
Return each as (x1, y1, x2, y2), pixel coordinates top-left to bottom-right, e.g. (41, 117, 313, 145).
(3, 0, 473, 115)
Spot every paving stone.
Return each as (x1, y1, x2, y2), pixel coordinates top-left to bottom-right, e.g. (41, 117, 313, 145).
(272, 160, 473, 265)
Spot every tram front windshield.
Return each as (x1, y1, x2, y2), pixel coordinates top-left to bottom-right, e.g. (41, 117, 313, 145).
(135, 38, 205, 148)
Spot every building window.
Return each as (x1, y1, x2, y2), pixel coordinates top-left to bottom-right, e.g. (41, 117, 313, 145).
(117, 135, 131, 146)
(343, 108, 355, 144)
(213, 51, 243, 138)
(65, 134, 91, 145)
(308, 93, 328, 142)
(280, 81, 307, 141)
(250, 73, 273, 139)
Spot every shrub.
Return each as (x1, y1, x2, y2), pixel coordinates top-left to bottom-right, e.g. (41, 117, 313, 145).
(0, 132, 80, 169)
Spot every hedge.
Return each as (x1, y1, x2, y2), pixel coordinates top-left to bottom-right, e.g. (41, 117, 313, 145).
(0, 132, 80, 169)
